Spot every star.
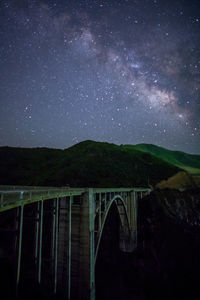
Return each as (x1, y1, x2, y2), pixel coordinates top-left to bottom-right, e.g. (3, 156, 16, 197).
(0, 0, 199, 153)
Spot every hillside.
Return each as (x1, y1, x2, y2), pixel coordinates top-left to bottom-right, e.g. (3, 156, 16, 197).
(124, 143, 200, 174)
(0, 140, 180, 187)
(136, 188, 200, 300)
(155, 171, 200, 190)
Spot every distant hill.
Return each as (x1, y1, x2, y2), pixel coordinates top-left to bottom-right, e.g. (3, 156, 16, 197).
(0, 140, 180, 187)
(123, 143, 200, 175)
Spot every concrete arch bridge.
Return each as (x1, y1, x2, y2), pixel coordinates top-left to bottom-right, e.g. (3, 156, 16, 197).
(0, 186, 150, 300)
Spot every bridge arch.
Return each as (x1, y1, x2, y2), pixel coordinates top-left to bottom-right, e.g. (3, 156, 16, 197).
(94, 194, 130, 264)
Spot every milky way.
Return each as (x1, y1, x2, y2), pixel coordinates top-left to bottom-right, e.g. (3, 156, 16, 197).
(0, 0, 200, 153)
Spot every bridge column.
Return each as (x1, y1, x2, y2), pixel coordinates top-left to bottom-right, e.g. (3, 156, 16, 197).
(77, 188, 95, 300)
(38, 200, 44, 284)
(89, 189, 95, 300)
(16, 205, 24, 295)
(68, 196, 72, 300)
(133, 191, 138, 246)
(129, 190, 138, 249)
(98, 193, 102, 231)
(34, 200, 44, 284)
(53, 198, 59, 294)
(117, 193, 132, 252)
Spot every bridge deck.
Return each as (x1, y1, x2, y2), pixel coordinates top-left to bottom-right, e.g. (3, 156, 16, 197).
(0, 185, 150, 212)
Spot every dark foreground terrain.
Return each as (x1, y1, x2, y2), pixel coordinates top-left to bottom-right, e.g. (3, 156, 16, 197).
(96, 188, 200, 300)
(0, 188, 199, 300)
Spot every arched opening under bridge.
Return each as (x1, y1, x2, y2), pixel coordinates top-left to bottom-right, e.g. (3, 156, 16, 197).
(95, 198, 131, 300)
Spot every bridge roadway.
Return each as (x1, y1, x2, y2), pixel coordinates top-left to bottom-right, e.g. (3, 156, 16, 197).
(0, 185, 150, 300)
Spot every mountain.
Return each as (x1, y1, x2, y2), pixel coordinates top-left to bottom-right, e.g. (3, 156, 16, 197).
(0, 140, 180, 187)
(123, 143, 200, 175)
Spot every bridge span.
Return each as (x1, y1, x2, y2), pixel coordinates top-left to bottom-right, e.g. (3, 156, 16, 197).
(0, 186, 150, 300)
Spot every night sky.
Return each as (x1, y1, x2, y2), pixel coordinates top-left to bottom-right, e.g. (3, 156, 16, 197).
(0, 0, 200, 154)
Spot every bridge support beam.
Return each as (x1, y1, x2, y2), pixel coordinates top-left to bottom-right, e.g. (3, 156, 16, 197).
(131, 191, 138, 247)
(119, 191, 138, 252)
(38, 200, 44, 284)
(127, 190, 138, 250)
(53, 198, 59, 294)
(89, 189, 95, 300)
(75, 189, 95, 300)
(68, 196, 72, 300)
(16, 205, 24, 294)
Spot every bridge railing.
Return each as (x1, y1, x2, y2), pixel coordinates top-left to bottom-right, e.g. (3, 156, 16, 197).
(0, 186, 84, 211)
(0, 185, 60, 191)
(0, 186, 151, 211)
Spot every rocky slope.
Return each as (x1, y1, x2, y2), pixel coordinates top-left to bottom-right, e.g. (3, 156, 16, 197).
(96, 188, 200, 300)
(136, 188, 200, 299)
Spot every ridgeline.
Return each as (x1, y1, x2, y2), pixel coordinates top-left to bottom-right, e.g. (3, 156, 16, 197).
(0, 140, 199, 187)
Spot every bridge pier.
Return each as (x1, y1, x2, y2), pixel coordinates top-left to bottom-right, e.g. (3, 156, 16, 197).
(73, 189, 95, 300)
(52, 198, 59, 294)
(16, 205, 24, 296)
(38, 200, 43, 284)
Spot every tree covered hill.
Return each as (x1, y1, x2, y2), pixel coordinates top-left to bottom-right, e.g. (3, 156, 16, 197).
(126, 143, 200, 174)
(0, 140, 183, 187)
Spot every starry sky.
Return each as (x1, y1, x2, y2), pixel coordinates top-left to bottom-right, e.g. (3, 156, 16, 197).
(0, 0, 200, 154)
